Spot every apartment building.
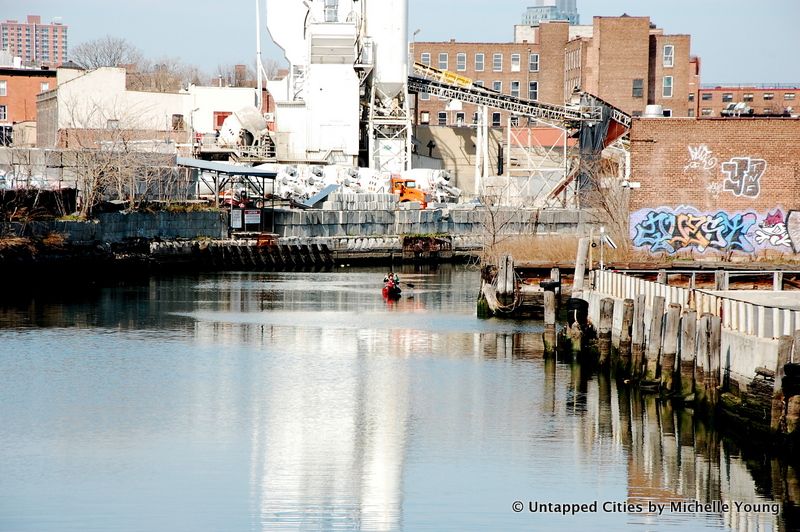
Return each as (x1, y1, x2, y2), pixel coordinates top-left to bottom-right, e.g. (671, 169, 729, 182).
(411, 15, 696, 127)
(0, 66, 56, 126)
(1, 15, 68, 67)
(695, 85, 798, 117)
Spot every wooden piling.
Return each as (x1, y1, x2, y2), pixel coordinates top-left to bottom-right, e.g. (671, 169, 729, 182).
(618, 298, 634, 374)
(707, 315, 722, 407)
(695, 314, 710, 407)
(714, 270, 729, 291)
(632, 294, 646, 379)
(679, 310, 697, 400)
(572, 237, 590, 298)
(497, 254, 515, 296)
(598, 297, 614, 367)
(771, 335, 794, 433)
(543, 290, 557, 355)
(657, 269, 667, 284)
(550, 267, 561, 298)
(644, 296, 666, 383)
(661, 303, 681, 393)
(774, 271, 784, 291)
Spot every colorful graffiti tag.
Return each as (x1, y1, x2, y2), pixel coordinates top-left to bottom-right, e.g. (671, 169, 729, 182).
(631, 207, 800, 255)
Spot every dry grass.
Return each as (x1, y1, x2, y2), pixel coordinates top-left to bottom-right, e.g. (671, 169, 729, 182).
(42, 232, 67, 248)
(0, 236, 36, 253)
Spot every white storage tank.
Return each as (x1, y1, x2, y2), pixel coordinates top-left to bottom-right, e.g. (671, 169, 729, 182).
(364, 0, 408, 99)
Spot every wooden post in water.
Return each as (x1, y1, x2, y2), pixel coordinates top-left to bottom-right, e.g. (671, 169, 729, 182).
(707, 315, 722, 407)
(695, 314, 710, 407)
(618, 299, 634, 375)
(645, 296, 666, 383)
(771, 335, 793, 433)
(632, 294, 647, 379)
(598, 297, 614, 367)
(551, 267, 561, 298)
(661, 303, 681, 392)
(497, 254, 515, 296)
(572, 238, 590, 298)
(657, 269, 667, 284)
(774, 271, 784, 291)
(714, 270, 729, 291)
(543, 291, 557, 355)
(679, 310, 697, 400)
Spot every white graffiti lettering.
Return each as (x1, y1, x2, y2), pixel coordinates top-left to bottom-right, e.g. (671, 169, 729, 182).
(685, 144, 718, 172)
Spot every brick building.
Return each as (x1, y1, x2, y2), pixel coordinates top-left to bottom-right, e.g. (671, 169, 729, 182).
(628, 117, 800, 257)
(0, 66, 56, 125)
(695, 85, 798, 117)
(1, 15, 68, 67)
(411, 15, 695, 127)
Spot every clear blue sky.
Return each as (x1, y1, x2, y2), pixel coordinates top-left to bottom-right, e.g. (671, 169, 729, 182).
(2, 0, 798, 84)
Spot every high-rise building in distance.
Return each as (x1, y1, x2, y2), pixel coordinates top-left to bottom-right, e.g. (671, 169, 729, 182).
(1, 15, 68, 67)
(522, 0, 579, 26)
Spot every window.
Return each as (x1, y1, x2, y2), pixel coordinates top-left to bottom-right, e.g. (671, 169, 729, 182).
(511, 81, 520, 98)
(0, 80, 6, 96)
(662, 109, 672, 117)
(529, 53, 539, 72)
(528, 81, 538, 101)
(40, 82, 49, 92)
(492, 112, 501, 127)
(324, 0, 338, 22)
(472, 112, 479, 124)
(455, 112, 465, 126)
(437, 112, 447, 125)
(743, 93, 754, 102)
(0, 105, 6, 121)
(701, 108, 713, 116)
(632, 79, 644, 98)
(493, 80, 502, 93)
(493, 53, 502, 72)
(701, 93, 712, 101)
(171, 114, 185, 130)
(786, 93, 796, 101)
(688, 109, 695, 117)
(663, 45, 674, 68)
(510, 116, 519, 127)
(420, 90, 429, 100)
(106, 119, 120, 129)
(688, 93, 695, 102)
(420, 111, 430, 124)
(474, 80, 484, 88)
(662, 76, 673, 98)
(475, 53, 484, 72)
(420, 52, 431, 66)
(764, 107, 773, 113)
(722, 93, 733, 102)
(511, 53, 520, 72)
(438, 53, 448, 70)
(456, 52, 466, 71)
(764, 92, 774, 100)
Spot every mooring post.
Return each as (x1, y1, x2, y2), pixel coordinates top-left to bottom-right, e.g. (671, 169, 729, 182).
(618, 298, 634, 374)
(550, 267, 561, 298)
(714, 270, 729, 291)
(644, 296, 666, 383)
(572, 237, 590, 298)
(543, 291, 557, 355)
(598, 297, 614, 367)
(771, 335, 794, 433)
(631, 294, 646, 379)
(679, 310, 697, 400)
(707, 315, 722, 407)
(695, 314, 710, 407)
(657, 269, 667, 285)
(661, 303, 681, 393)
(497, 254, 515, 297)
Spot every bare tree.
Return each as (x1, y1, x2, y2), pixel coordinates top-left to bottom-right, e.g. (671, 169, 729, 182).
(70, 35, 144, 70)
(126, 57, 204, 93)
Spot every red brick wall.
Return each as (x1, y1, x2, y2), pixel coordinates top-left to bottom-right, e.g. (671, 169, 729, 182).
(629, 117, 800, 256)
(593, 16, 651, 116)
(0, 69, 56, 124)
(649, 34, 692, 117)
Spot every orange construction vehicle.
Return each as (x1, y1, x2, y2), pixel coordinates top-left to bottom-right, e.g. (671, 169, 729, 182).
(390, 175, 429, 208)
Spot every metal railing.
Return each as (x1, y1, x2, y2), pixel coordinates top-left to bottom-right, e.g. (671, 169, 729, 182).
(592, 269, 800, 339)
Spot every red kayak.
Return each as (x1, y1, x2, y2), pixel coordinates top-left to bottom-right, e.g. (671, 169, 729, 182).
(382, 278, 402, 299)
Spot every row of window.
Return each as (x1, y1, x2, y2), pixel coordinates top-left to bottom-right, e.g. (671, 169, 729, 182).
(420, 81, 539, 101)
(701, 92, 795, 101)
(419, 52, 540, 73)
(420, 110, 524, 127)
(631, 77, 674, 98)
(0, 80, 51, 97)
(0, 105, 6, 121)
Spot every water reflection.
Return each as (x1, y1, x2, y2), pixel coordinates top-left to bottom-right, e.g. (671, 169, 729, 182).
(0, 267, 796, 531)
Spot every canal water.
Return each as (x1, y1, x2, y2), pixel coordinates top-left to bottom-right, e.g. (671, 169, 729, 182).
(0, 266, 796, 531)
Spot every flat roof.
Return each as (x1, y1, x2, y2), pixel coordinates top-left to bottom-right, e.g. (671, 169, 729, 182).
(176, 157, 277, 178)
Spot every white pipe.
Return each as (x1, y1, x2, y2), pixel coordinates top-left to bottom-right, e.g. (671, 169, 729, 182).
(255, 0, 264, 110)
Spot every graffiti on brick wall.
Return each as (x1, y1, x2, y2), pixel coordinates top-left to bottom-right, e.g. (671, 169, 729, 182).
(631, 207, 800, 255)
(684, 145, 718, 172)
(721, 157, 767, 198)
(753, 209, 791, 248)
